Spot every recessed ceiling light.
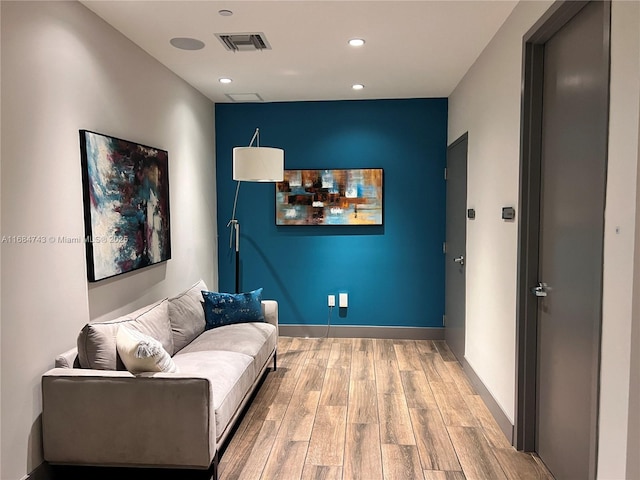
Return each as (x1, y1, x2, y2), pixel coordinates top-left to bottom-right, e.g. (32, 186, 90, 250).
(218, 9, 233, 16)
(219, 78, 233, 84)
(170, 37, 205, 50)
(348, 38, 365, 47)
(352, 84, 365, 90)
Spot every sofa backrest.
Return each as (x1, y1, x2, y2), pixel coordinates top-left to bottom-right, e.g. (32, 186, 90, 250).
(74, 280, 209, 370)
(168, 280, 207, 353)
(77, 298, 173, 370)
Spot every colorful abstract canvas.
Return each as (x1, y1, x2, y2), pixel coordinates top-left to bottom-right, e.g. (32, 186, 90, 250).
(80, 130, 171, 281)
(276, 169, 383, 225)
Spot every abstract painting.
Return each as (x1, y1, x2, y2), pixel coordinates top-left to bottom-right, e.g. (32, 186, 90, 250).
(80, 130, 171, 281)
(276, 169, 383, 225)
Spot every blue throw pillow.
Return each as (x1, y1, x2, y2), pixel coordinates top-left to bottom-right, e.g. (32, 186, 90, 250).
(201, 288, 264, 330)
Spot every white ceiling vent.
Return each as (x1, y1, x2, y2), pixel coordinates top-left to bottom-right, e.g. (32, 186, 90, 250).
(215, 33, 272, 52)
(226, 93, 264, 102)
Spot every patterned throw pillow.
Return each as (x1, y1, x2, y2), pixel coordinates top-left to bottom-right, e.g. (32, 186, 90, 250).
(201, 288, 264, 330)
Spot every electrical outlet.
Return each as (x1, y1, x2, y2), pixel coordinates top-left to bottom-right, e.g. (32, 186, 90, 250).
(339, 293, 348, 308)
(328, 295, 336, 307)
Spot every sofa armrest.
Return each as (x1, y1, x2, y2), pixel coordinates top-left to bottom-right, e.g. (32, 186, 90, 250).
(42, 368, 216, 469)
(55, 347, 79, 368)
(261, 300, 278, 330)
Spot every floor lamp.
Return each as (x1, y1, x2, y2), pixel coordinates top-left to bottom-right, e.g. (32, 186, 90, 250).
(227, 128, 284, 293)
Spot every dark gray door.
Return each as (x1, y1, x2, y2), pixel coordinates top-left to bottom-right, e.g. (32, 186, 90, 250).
(535, 2, 608, 478)
(445, 133, 467, 362)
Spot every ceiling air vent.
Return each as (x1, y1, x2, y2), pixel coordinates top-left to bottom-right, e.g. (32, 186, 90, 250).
(215, 33, 272, 52)
(226, 93, 264, 103)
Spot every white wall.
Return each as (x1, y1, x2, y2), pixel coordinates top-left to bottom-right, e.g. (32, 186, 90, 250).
(599, 1, 640, 477)
(0, 2, 3, 473)
(0, 2, 217, 479)
(448, 0, 553, 423)
(629, 142, 640, 475)
(449, 0, 640, 477)
(630, 61, 640, 478)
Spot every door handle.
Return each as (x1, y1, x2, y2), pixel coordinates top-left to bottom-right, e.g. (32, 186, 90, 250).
(531, 282, 549, 297)
(454, 255, 464, 266)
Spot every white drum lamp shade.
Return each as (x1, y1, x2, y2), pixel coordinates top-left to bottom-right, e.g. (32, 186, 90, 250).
(228, 136, 284, 293)
(233, 146, 284, 182)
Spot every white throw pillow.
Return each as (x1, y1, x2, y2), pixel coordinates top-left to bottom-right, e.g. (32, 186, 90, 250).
(116, 326, 178, 374)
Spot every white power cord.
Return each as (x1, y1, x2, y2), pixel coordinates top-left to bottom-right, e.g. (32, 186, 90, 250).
(325, 306, 334, 338)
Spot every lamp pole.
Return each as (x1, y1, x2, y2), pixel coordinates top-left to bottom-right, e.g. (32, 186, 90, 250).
(227, 181, 242, 293)
(233, 220, 240, 294)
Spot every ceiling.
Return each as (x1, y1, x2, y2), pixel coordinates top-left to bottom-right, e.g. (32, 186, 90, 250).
(82, 1, 518, 103)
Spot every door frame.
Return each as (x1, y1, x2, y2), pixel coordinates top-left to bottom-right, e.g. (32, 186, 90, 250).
(515, 1, 611, 475)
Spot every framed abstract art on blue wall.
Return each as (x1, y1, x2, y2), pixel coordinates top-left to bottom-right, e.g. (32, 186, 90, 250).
(80, 130, 171, 282)
(276, 168, 383, 225)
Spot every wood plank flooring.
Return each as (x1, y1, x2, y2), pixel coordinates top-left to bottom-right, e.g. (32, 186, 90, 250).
(218, 337, 554, 480)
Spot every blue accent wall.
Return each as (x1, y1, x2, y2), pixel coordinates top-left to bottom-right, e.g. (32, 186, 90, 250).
(215, 98, 447, 328)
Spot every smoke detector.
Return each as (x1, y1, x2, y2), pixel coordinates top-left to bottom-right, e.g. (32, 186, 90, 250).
(215, 33, 272, 52)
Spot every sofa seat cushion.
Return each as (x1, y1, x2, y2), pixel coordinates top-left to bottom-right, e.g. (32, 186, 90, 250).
(77, 299, 173, 370)
(172, 351, 254, 441)
(177, 322, 277, 372)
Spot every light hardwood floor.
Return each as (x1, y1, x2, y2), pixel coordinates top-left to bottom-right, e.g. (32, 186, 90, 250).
(218, 337, 554, 480)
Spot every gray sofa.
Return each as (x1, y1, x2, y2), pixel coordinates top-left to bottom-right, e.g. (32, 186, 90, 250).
(41, 280, 278, 479)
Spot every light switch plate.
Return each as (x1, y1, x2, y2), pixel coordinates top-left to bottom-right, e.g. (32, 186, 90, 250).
(502, 206, 516, 220)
